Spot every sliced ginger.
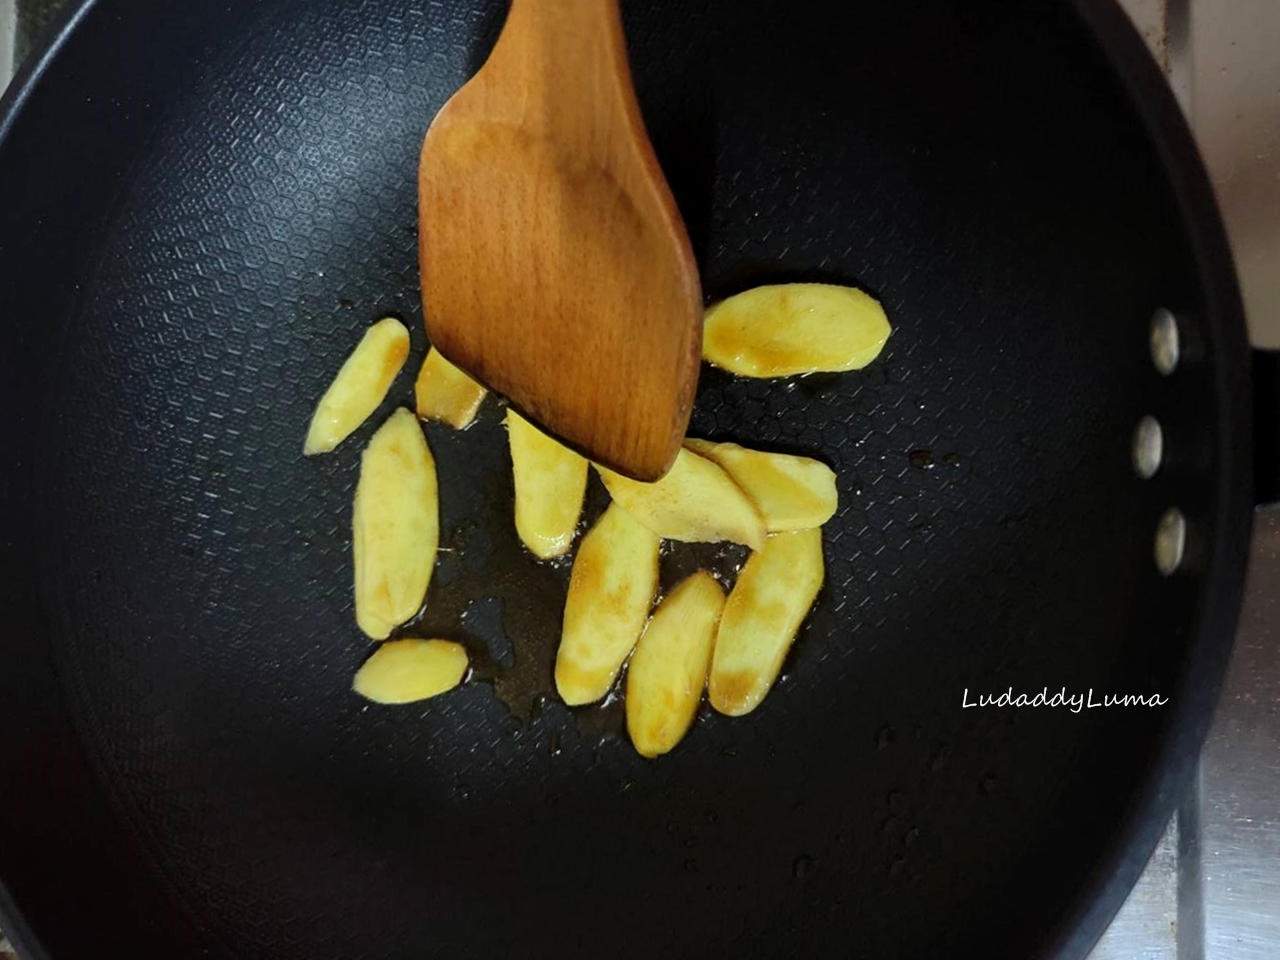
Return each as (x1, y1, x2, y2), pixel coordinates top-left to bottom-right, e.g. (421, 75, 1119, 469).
(317, 286, 866, 751)
(353, 408, 439, 639)
(507, 410, 588, 559)
(684, 439, 837, 532)
(556, 504, 660, 705)
(598, 447, 765, 550)
(709, 528, 825, 716)
(626, 571, 726, 758)
(353, 639, 468, 704)
(414, 347, 487, 429)
(703, 283, 890, 377)
(306, 317, 410, 454)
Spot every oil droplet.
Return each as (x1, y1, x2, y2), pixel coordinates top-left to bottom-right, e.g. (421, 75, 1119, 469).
(907, 450, 935, 469)
(904, 827, 920, 848)
(667, 820, 682, 835)
(942, 452, 962, 467)
(980, 773, 998, 796)
(705, 809, 719, 824)
(876, 724, 898, 749)
(463, 596, 515, 669)
(887, 791, 906, 813)
(683, 859, 700, 873)
(792, 854, 817, 879)
(888, 856, 907, 878)
(722, 745, 739, 758)
(929, 745, 951, 773)
(548, 732, 562, 757)
(572, 695, 625, 740)
(683, 836, 699, 849)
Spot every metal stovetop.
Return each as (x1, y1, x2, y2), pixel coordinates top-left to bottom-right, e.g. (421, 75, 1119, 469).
(0, 0, 1277, 957)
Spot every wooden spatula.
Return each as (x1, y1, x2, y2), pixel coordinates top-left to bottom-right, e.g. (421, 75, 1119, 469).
(417, 0, 702, 481)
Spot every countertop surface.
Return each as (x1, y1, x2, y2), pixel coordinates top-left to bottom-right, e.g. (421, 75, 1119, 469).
(1, 1, 1277, 958)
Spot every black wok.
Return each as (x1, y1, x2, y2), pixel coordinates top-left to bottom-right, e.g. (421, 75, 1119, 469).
(0, 0, 1259, 958)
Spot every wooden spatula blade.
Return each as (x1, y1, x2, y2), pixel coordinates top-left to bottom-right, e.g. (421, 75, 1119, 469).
(417, 0, 702, 481)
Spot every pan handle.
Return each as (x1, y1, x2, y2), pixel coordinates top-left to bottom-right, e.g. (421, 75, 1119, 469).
(1253, 350, 1280, 503)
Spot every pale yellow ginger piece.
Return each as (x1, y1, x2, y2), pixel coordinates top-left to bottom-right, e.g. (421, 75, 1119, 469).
(709, 528, 824, 716)
(703, 283, 889, 377)
(353, 639, 468, 704)
(414, 347, 487, 429)
(683, 440, 836, 532)
(305, 317, 410, 454)
(507, 410, 588, 560)
(353, 409, 439, 639)
(626, 572, 726, 758)
(556, 504, 661, 705)
(597, 447, 765, 550)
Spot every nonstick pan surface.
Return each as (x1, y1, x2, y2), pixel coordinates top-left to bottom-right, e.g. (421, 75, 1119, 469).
(0, 1, 1250, 958)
